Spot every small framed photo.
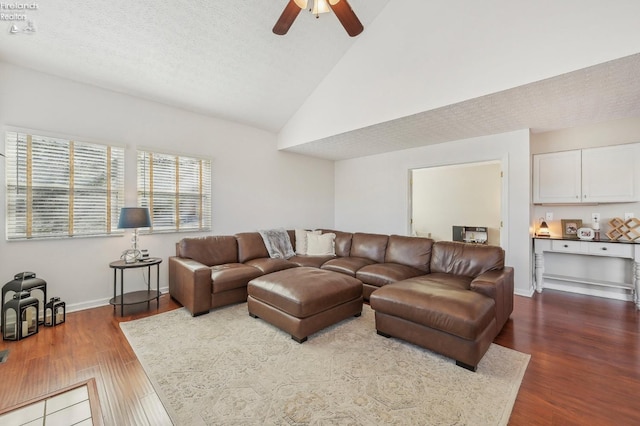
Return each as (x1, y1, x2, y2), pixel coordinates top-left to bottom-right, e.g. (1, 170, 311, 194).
(561, 219, 582, 239)
(577, 227, 595, 240)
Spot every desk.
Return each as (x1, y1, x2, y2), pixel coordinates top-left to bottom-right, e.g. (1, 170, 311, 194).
(533, 238, 640, 309)
(109, 258, 162, 317)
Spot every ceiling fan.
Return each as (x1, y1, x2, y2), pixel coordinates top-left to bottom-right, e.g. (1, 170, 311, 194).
(273, 0, 364, 37)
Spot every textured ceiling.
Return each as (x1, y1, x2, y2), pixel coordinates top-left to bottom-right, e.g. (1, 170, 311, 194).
(284, 53, 640, 160)
(0, 0, 390, 132)
(2, 1, 640, 161)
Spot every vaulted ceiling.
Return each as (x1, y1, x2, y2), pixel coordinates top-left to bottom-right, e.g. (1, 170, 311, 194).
(0, 0, 390, 132)
(2, 1, 640, 161)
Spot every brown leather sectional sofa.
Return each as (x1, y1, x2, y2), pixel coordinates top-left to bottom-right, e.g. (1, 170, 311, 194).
(169, 229, 514, 370)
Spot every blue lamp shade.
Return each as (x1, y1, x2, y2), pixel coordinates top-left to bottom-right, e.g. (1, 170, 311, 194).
(118, 207, 151, 229)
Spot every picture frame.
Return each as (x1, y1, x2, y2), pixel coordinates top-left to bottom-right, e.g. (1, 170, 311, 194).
(577, 227, 595, 240)
(561, 219, 582, 239)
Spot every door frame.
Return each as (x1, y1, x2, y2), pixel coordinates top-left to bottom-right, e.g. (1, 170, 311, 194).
(407, 156, 509, 251)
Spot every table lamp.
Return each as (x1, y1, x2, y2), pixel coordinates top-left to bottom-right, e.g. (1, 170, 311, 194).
(118, 207, 151, 263)
(537, 218, 550, 237)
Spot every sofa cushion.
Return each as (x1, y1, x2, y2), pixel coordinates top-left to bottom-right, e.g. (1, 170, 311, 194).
(236, 232, 270, 263)
(288, 254, 336, 268)
(178, 235, 238, 266)
(412, 272, 474, 290)
(370, 279, 495, 340)
(356, 263, 426, 287)
(211, 263, 262, 293)
(321, 257, 375, 277)
(430, 241, 504, 277)
(307, 232, 336, 256)
(350, 233, 389, 263)
(385, 235, 433, 273)
(244, 258, 298, 274)
(294, 229, 321, 255)
(319, 230, 353, 257)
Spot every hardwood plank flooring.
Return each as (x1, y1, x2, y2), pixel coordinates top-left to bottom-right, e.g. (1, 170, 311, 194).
(0, 290, 638, 425)
(495, 290, 640, 425)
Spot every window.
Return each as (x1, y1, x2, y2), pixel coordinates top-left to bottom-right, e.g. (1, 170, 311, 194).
(137, 150, 212, 232)
(5, 131, 125, 240)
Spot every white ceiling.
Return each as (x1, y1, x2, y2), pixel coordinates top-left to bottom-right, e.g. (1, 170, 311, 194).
(2, 1, 640, 161)
(0, 0, 391, 132)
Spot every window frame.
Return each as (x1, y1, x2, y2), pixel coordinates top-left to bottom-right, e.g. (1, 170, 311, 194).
(4, 128, 125, 241)
(136, 148, 212, 234)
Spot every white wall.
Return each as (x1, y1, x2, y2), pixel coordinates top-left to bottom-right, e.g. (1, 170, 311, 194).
(279, 0, 640, 148)
(531, 116, 640, 235)
(334, 130, 532, 296)
(412, 161, 502, 245)
(0, 62, 335, 311)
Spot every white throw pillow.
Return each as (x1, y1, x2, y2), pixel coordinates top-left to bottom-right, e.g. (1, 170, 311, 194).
(306, 232, 336, 256)
(295, 229, 321, 255)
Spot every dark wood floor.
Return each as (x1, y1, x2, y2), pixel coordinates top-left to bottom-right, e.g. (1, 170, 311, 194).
(1, 290, 638, 425)
(496, 290, 640, 425)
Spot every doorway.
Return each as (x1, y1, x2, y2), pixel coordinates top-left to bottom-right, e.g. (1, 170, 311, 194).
(410, 160, 503, 246)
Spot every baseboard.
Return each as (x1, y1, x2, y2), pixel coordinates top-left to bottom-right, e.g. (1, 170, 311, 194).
(514, 287, 535, 298)
(542, 282, 632, 302)
(66, 286, 169, 314)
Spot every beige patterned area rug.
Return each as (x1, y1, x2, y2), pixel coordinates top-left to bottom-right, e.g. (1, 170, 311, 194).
(121, 303, 529, 425)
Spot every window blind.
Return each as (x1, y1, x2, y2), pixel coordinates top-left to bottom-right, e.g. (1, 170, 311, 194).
(5, 131, 124, 240)
(137, 150, 211, 232)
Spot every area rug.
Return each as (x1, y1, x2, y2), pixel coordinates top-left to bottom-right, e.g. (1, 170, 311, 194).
(120, 303, 529, 425)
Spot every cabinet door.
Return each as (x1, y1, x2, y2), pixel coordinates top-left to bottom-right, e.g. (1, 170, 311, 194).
(582, 144, 639, 203)
(533, 150, 582, 203)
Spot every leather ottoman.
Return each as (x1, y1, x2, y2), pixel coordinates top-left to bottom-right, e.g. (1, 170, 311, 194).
(247, 267, 363, 343)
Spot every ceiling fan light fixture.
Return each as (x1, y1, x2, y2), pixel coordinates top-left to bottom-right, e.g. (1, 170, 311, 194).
(273, 0, 363, 37)
(312, 0, 330, 15)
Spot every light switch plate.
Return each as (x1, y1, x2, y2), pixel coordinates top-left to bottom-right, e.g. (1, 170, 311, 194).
(591, 213, 600, 223)
(625, 212, 634, 220)
(545, 212, 553, 221)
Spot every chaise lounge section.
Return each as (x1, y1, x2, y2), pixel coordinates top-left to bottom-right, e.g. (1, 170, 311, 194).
(369, 241, 513, 371)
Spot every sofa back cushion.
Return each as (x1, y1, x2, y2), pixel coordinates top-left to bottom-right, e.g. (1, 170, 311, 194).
(430, 241, 504, 277)
(287, 229, 296, 252)
(385, 235, 433, 272)
(350, 233, 389, 263)
(319, 229, 353, 257)
(178, 235, 238, 266)
(235, 232, 269, 263)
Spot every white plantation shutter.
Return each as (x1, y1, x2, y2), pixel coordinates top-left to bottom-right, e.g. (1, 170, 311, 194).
(5, 131, 124, 240)
(137, 150, 211, 232)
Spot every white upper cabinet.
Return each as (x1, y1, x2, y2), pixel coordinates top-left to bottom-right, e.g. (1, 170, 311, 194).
(533, 150, 581, 203)
(533, 143, 640, 204)
(581, 144, 638, 203)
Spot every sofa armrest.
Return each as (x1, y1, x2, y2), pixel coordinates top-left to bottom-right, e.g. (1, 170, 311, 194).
(168, 256, 212, 316)
(470, 267, 514, 332)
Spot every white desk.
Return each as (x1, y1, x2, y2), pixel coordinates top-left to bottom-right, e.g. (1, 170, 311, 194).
(533, 237, 640, 309)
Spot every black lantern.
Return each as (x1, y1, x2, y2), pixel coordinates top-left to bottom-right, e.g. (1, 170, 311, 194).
(3, 291, 39, 341)
(2, 273, 47, 325)
(44, 297, 66, 327)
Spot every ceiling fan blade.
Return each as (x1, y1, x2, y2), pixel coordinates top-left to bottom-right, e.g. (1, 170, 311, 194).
(328, 0, 364, 37)
(273, 0, 304, 35)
